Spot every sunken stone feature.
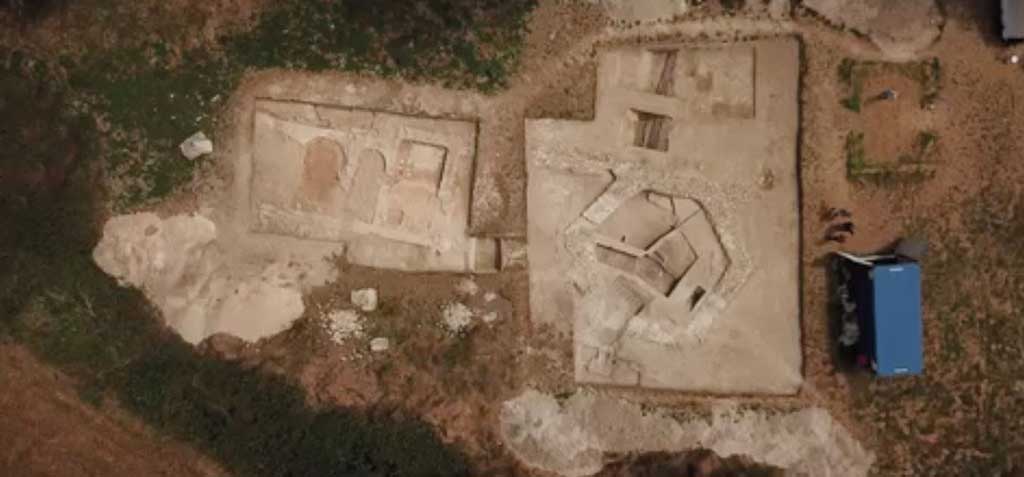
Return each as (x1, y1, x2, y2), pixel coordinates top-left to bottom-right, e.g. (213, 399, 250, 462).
(247, 99, 497, 272)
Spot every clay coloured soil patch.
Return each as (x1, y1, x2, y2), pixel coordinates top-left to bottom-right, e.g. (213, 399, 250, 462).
(857, 74, 926, 162)
(837, 58, 941, 180)
(0, 345, 226, 477)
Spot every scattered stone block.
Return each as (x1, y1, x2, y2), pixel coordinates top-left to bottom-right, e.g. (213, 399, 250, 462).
(369, 337, 390, 352)
(442, 302, 474, 334)
(180, 131, 213, 160)
(326, 310, 363, 344)
(350, 288, 378, 312)
(455, 278, 479, 296)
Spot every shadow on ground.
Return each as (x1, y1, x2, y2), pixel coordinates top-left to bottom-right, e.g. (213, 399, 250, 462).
(593, 450, 783, 477)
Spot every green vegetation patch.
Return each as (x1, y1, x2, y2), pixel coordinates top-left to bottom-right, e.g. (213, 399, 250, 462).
(61, 0, 536, 209)
(0, 51, 96, 199)
(844, 129, 938, 185)
(838, 57, 943, 185)
(719, 0, 746, 13)
(0, 0, 70, 22)
(844, 131, 867, 175)
(844, 129, 938, 184)
(226, 0, 534, 89)
(70, 46, 238, 206)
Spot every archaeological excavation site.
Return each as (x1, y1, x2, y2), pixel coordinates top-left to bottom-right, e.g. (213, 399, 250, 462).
(4, 0, 1024, 476)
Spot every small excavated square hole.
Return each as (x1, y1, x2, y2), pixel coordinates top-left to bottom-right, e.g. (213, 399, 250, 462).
(647, 49, 679, 96)
(398, 140, 447, 193)
(631, 111, 672, 152)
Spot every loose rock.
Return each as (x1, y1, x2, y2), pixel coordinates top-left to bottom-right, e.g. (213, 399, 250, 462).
(455, 278, 480, 296)
(351, 288, 378, 312)
(326, 309, 363, 344)
(180, 131, 214, 160)
(442, 302, 474, 334)
(369, 337, 390, 352)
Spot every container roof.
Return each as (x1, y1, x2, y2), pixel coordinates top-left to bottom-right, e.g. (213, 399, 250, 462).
(872, 262, 923, 376)
(1004, 0, 1024, 40)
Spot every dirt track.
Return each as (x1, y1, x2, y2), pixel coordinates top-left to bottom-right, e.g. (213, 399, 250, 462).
(0, 344, 226, 477)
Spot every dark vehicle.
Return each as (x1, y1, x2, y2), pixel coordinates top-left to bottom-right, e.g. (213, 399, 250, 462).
(1004, 0, 1024, 41)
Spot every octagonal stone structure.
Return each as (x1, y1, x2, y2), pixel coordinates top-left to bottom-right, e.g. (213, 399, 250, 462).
(526, 38, 802, 394)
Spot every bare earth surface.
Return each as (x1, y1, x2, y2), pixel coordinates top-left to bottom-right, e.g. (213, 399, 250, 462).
(236, 264, 537, 476)
(0, 344, 227, 477)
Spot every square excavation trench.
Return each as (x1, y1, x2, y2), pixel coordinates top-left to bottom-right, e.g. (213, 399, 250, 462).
(244, 99, 498, 273)
(526, 38, 802, 394)
(632, 111, 673, 151)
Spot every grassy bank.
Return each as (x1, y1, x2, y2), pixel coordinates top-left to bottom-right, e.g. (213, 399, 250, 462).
(57, 0, 535, 208)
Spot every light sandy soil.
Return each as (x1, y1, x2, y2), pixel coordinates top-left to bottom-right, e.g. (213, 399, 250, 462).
(801, 0, 942, 60)
(498, 389, 872, 477)
(0, 344, 227, 477)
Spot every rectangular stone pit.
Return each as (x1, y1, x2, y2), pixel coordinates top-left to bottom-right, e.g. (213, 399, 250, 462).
(245, 99, 497, 272)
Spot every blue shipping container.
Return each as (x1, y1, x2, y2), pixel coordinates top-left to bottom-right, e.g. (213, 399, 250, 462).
(849, 259, 924, 376)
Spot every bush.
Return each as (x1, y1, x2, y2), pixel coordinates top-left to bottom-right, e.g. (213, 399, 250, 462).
(841, 94, 861, 113)
(1, 0, 69, 22)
